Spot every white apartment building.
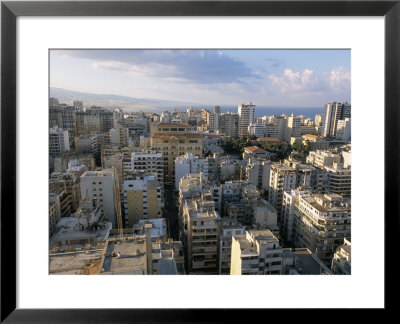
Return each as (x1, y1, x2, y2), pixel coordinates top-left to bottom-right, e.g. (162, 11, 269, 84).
(248, 122, 266, 138)
(49, 126, 70, 157)
(306, 150, 342, 168)
(324, 162, 351, 197)
(335, 118, 351, 141)
(285, 114, 302, 141)
(246, 159, 272, 191)
(219, 220, 246, 274)
(206, 111, 219, 132)
(331, 238, 351, 275)
(80, 169, 116, 228)
(292, 192, 351, 265)
(268, 163, 297, 218)
(230, 229, 283, 275)
(175, 153, 209, 190)
(282, 189, 311, 244)
(131, 150, 164, 188)
(238, 102, 256, 137)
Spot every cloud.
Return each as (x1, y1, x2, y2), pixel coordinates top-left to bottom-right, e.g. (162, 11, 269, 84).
(268, 67, 350, 95)
(51, 49, 260, 84)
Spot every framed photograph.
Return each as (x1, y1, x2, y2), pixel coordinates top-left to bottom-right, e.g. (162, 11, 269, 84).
(1, 0, 398, 321)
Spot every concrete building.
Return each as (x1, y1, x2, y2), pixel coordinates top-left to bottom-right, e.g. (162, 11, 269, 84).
(230, 229, 283, 275)
(131, 150, 164, 189)
(178, 173, 222, 215)
(302, 134, 329, 151)
(218, 112, 239, 138)
(123, 174, 162, 227)
(306, 150, 342, 168)
(268, 163, 297, 219)
(281, 189, 311, 244)
(175, 153, 210, 190)
(219, 219, 246, 274)
(321, 102, 351, 138)
(245, 159, 272, 191)
(49, 126, 70, 157)
(238, 102, 256, 137)
(331, 238, 351, 275)
(150, 123, 203, 183)
(292, 193, 351, 265)
(248, 123, 266, 138)
(285, 114, 302, 141)
(75, 107, 114, 136)
(50, 198, 112, 248)
(243, 146, 271, 160)
(109, 122, 129, 148)
(203, 134, 224, 155)
(182, 196, 221, 274)
(324, 162, 351, 197)
(49, 171, 81, 213)
(206, 111, 219, 132)
(335, 118, 351, 141)
(80, 169, 116, 228)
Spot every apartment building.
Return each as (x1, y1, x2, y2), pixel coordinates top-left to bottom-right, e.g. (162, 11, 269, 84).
(238, 102, 256, 137)
(218, 112, 239, 138)
(80, 169, 116, 228)
(150, 123, 203, 183)
(49, 126, 70, 157)
(123, 174, 162, 227)
(230, 229, 283, 275)
(292, 192, 351, 265)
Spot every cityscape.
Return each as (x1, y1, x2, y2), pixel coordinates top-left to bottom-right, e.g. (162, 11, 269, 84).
(49, 50, 351, 275)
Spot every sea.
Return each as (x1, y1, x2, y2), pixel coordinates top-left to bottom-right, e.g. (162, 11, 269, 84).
(218, 106, 324, 119)
(123, 105, 324, 120)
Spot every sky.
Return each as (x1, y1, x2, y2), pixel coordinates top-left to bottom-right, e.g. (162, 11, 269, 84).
(50, 49, 351, 107)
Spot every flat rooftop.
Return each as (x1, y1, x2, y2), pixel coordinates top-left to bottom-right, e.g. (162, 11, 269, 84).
(102, 239, 147, 275)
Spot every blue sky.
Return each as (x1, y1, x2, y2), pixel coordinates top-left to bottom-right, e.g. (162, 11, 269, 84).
(50, 49, 350, 107)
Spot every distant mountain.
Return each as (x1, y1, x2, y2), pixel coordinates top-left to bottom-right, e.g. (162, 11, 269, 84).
(49, 87, 199, 112)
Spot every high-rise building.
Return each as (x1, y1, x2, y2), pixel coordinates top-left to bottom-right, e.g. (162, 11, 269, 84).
(321, 102, 351, 138)
(80, 169, 116, 228)
(123, 174, 162, 227)
(206, 111, 219, 132)
(131, 150, 164, 189)
(218, 112, 239, 138)
(182, 194, 221, 274)
(268, 163, 297, 219)
(213, 105, 221, 114)
(238, 102, 256, 137)
(49, 126, 70, 157)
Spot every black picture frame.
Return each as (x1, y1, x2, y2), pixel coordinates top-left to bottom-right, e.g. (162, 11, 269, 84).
(1, 0, 398, 322)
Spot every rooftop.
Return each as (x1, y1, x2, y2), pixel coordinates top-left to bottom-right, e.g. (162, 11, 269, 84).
(151, 134, 203, 140)
(157, 122, 190, 128)
(102, 238, 147, 275)
(256, 137, 280, 142)
(244, 146, 267, 153)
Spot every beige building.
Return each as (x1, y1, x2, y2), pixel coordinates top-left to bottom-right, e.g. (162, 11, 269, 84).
(331, 238, 351, 275)
(123, 174, 162, 227)
(219, 219, 246, 274)
(182, 195, 221, 274)
(150, 123, 203, 183)
(230, 229, 283, 275)
(293, 193, 351, 265)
